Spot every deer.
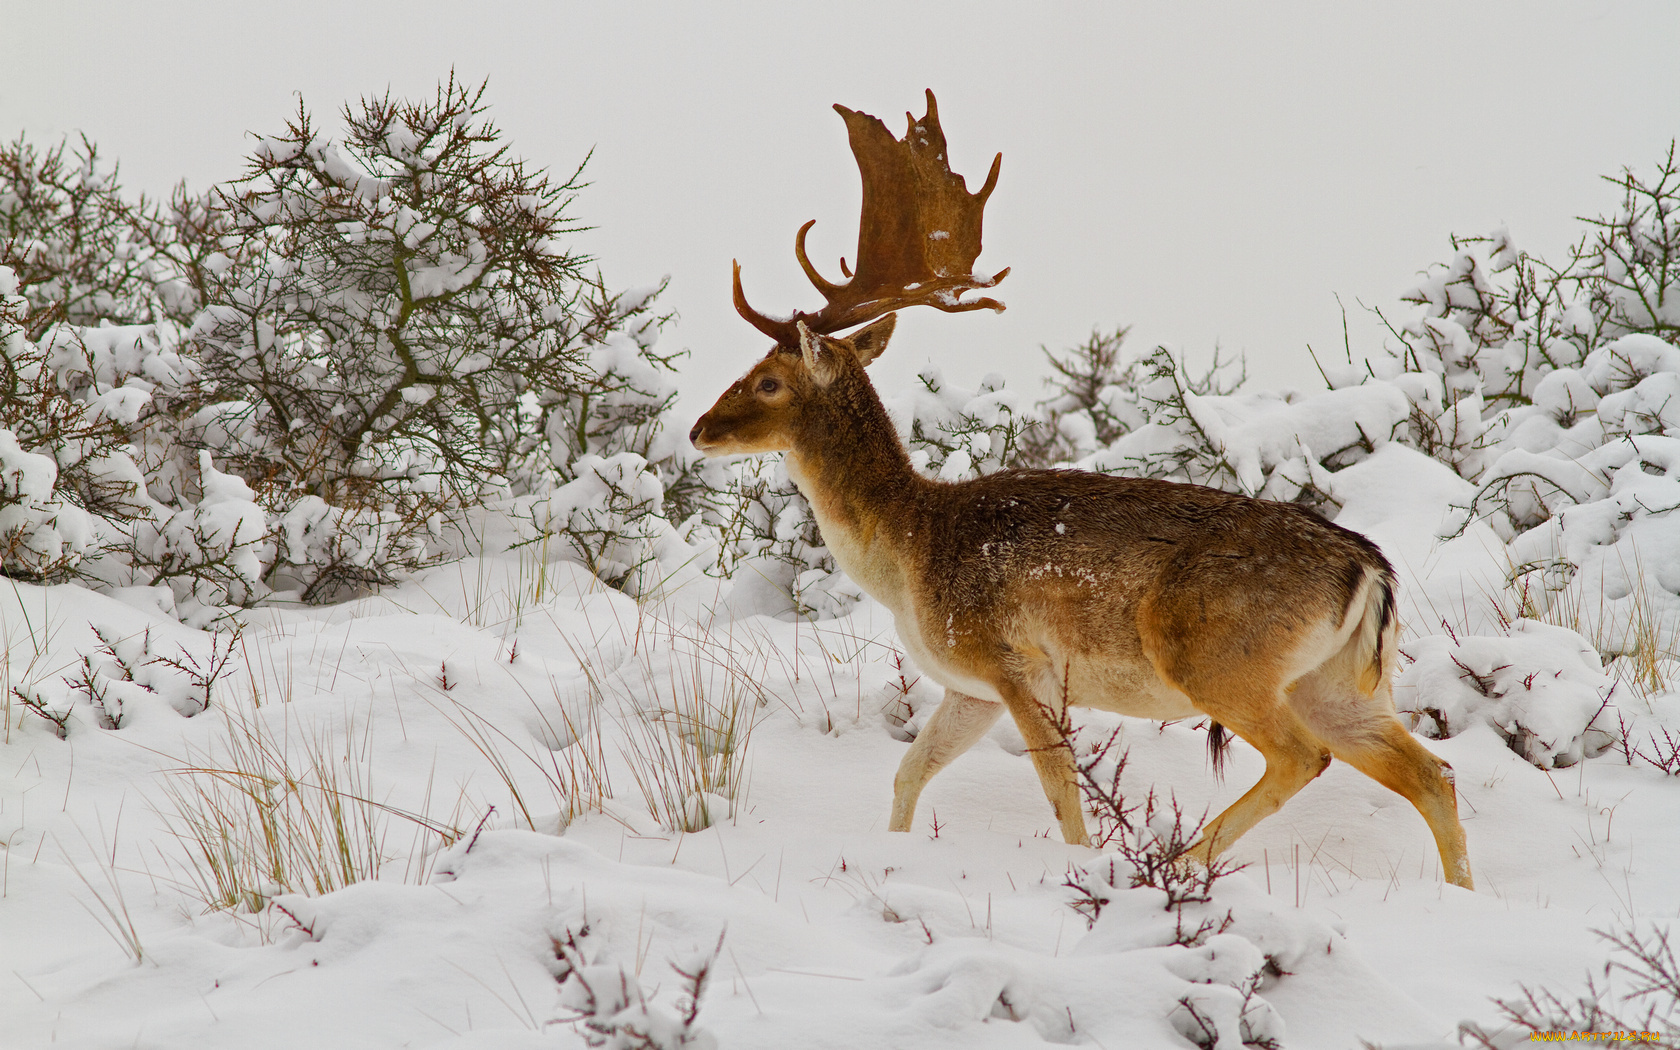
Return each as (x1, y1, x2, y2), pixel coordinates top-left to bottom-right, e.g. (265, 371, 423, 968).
(690, 91, 1474, 890)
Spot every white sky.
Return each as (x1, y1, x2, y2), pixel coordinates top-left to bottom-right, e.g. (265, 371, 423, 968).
(4, 2, 1679, 412)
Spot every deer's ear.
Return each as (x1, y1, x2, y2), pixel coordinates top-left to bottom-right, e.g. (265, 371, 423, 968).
(847, 313, 897, 367)
(798, 322, 844, 387)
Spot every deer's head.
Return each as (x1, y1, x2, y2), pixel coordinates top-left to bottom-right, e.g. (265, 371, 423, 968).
(688, 316, 897, 454)
(691, 91, 1007, 458)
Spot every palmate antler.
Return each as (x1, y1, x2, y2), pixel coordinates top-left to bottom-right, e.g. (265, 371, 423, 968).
(733, 90, 1010, 347)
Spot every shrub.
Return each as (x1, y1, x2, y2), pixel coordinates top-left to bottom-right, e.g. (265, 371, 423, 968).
(1461, 922, 1680, 1049)
(174, 76, 685, 601)
(551, 925, 722, 1049)
(4, 78, 698, 609)
(190, 77, 657, 508)
(1367, 142, 1680, 489)
(0, 267, 151, 578)
(1, 134, 227, 339)
(1362, 145, 1680, 670)
(1017, 325, 1149, 467)
(0, 135, 157, 338)
(1073, 344, 1394, 513)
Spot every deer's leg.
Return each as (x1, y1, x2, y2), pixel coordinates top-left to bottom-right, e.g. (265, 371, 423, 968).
(1322, 718, 1474, 889)
(889, 690, 1004, 833)
(994, 681, 1090, 846)
(1187, 705, 1332, 866)
(1286, 657, 1476, 890)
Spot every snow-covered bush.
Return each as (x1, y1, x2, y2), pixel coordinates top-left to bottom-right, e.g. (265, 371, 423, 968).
(551, 926, 720, 1050)
(0, 267, 152, 578)
(1078, 344, 1381, 510)
(889, 365, 1036, 481)
(537, 289, 706, 504)
(1368, 144, 1679, 484)
(1021, 330, 1394, 514)
(1, 133, 228, 339)
(1018, 326, 1152, 467)
(1357, 147, 1677, 473)
(261, 494, 435, 604)
(60, 621, 241, 729)
(38, 321, 199, 511)
(127, 452, 269, 622)
(1586, 144, 1680, 347)
(192, 78, 666, 505)
(0, 134, 157, 337)
(712, 455, 820, 575)
(9, 611, 243, 740)
(4, 82, 708, 610)
(532, 452, 671, 595)
(0, 266, 265, 624)
(1, 137, 273, 612)
(936, 326, 1404, 520)
(0, 424, 93, 578)
(1065, 845, 1340, 1050)
(1463, 922, 1680, 1050)
(1395, 619, 1617, 769)
(1357, 146, 1680, 678)
(174, 77, 683, 601)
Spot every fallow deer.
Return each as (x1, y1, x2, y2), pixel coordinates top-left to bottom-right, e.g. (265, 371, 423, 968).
(690, 91, 1473, 889)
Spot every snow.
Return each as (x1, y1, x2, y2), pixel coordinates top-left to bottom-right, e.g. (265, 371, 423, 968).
(0, 424, 74, 568)
(1396, 620, 1617, 768)
(6, 221, 1680, 1043)
(5, 439, 1680, 1049)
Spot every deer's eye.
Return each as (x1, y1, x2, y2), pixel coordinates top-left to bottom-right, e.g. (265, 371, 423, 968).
(757, 377, 780, 394)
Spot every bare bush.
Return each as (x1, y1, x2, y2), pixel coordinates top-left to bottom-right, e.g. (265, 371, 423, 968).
(1461, 923, 1679, 1049)
(551, 924, 722, 1049)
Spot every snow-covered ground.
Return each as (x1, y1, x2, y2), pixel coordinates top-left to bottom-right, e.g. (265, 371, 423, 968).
(4, 435, 1677, 1050)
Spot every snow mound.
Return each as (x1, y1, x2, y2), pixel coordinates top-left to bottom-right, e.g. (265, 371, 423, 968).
(1396, 620, 1617, 768)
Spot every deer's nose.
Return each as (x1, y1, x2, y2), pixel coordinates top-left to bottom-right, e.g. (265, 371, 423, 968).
(689, 422, 703, 444)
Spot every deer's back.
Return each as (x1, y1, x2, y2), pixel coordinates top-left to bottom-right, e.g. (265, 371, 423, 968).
(914, 470, 1383, 595)
(886, 470, 1390, 712)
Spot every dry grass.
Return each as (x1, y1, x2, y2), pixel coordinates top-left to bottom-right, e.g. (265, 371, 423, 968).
(2, 579, 74, 741)
(1611, 561, 1680, 701)
(59, 811, 147, 963)
(142, 551, 782, 916)
(1501, 544, 1680, 703)
(153, 700, 466, 913)
(431, 606, 774, 835)
(436, 673, 614, 832)
(579, 614, 772, 833)
(461, 539, 572, 631)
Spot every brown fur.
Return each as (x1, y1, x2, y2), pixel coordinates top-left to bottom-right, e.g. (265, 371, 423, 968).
(692, 321, 1474, 889)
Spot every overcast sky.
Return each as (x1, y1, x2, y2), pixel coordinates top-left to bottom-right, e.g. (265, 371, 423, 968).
(5, 2, 1679, 412)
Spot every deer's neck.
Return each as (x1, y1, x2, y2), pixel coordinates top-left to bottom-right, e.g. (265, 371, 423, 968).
(784, 369, 924, 604)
